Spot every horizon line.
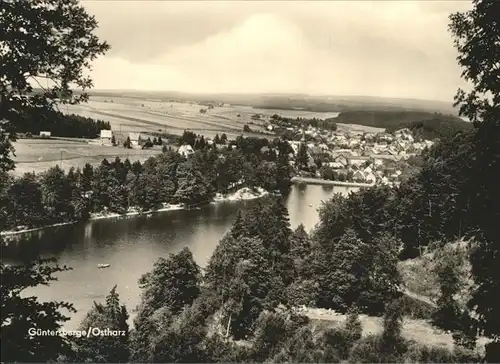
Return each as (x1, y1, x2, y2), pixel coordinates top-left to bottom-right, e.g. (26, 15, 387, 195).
(83, 88, 455, 105)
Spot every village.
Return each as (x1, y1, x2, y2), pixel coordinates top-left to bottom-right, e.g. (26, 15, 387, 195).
(83, 111, 433, 188)
(280, 123, 434, 187)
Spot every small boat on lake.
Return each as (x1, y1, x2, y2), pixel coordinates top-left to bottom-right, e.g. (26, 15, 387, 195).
(97, 264, 110, 269)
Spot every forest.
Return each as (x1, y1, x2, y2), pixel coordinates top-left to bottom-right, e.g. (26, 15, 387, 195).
(270, 114, 338, 132)
(0, 134, 293, 232)
(385, 116, 473, 140)
(13, 109, 111, 139)
(335, 111, 470, 133)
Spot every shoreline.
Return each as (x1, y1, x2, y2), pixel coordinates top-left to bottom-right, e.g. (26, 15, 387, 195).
(291, 176, 374, 188)
(0, 187, 269, 239)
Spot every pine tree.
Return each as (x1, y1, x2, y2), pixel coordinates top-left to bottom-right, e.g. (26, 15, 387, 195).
(296, 142, 309, 170)
(137, 248, 201, 316)
(123, 136, 132, 149)
(380, 298, 404, 357)
(75, 285, 130, 362)
(81, 163, 94, 192)
(174, 168, 211, 206)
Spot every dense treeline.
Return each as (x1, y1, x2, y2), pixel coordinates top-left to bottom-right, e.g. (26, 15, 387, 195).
(253, 99, 455, 114)
(270, 114, 338, 131)
(0, 136, 292, 232)
(335, 110, 467, 131)
(386, 116, 473, 140)
(13, 109, 111, 138)
(4, 197, 481, 363)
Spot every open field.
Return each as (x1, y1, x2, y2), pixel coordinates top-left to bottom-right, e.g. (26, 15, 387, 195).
(304, 308, 488, 354)
(61, 95, 378, 140)
(62, 96, 274, 140)
(12, 138, 162, 177)
(398, 240, 473, 307)
(336, 123, 385, 133)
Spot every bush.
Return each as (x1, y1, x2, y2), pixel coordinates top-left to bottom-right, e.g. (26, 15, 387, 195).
(452, 346, 482, 363)
(348, 335, 387, 363)
(323, 327, 359, 360)
(399, 294, 435, 320)
(285, 279, 318, 307)
(421, 345, 456, 363)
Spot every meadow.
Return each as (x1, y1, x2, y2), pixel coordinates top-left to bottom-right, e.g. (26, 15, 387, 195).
(62, 96, 273, 141)
(62, 95, 382, 140)
(12, 95, 385, 176)
(12, 138, 162, 176)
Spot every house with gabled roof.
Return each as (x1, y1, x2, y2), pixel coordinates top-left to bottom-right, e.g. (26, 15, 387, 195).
(100, 129, 113, 145)
(178, 144, 195, 158)
(129, 132, 141, 148)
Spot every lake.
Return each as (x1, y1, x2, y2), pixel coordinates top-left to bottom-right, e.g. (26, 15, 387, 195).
(2, 184, 358, 329)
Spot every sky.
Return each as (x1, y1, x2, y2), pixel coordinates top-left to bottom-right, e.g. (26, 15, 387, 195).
(82, 0, 473, 102)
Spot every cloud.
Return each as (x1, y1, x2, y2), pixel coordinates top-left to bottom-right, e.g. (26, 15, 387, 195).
(85, 1, 472, 101)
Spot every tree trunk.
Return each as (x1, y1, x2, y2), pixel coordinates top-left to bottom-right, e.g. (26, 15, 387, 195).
(225, 313, 232, 338)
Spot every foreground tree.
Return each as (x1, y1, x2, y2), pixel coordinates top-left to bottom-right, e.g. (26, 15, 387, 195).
(137, 248, 201, 317)
(449, 1, 500, 360)
(131, 248, 201, 360)
(0, 0, 110, 172)
(0, 259, 76, 362)
(74, 286, 129, 362)
(0, 0, 107, 343)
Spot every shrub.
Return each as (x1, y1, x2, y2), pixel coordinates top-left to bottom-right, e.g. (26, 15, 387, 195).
(348, 335, 387, 363)
(399, 294, 435, 320)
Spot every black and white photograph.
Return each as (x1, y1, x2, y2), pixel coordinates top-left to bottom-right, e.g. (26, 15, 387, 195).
(1, 0, 499, 362)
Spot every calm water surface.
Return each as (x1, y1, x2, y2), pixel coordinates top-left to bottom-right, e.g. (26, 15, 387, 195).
(2, 185, 357, 329)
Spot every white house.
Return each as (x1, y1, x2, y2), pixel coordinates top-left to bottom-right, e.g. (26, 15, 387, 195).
(129, 133, 141, 148)
(328, 162, 345, 169)
(100, 130, 113, 145)
(39, 131, 51, 138)
(178, 144, 195, 158)
(349, 139, 360, 147)
(365, 172, 377, 183)
(289, 142, 300, 156)
(348, 157, 368, 167)
(334, 155, 348, 166)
